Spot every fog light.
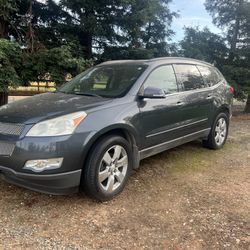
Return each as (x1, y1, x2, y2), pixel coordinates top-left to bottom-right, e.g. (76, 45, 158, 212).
(23, 158, 63, 173)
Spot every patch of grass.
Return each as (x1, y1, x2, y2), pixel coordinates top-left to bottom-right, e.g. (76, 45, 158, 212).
(167, 149, 209, 173)
(161, 141, 233, 174)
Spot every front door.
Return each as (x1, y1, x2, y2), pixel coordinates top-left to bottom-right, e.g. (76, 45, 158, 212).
(137, 64, 187, 149)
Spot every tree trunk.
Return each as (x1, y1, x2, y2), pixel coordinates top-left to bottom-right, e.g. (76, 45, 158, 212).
(26, 0, 35, 53)
(79, 32, 93, 59)
(0, 92, 8, 106)
(244, 94, 250, 113)
(85, 33, 92, 59)
(0, 18, 8, 39)
(228, 0, 243, 63)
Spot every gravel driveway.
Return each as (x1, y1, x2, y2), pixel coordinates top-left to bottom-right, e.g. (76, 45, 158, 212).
(0, 111, 249, 250)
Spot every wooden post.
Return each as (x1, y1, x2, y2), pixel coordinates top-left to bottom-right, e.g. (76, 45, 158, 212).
(0, 92, 8, 106)
(244, 94, 250, 113)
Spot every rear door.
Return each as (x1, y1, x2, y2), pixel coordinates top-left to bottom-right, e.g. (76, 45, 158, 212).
(197, 65, 224, 122)
(173, 64, 213, 135)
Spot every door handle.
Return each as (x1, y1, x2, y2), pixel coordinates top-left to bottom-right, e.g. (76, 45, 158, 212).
(206, 94, 213, 100)
(176, 101, 184, 106)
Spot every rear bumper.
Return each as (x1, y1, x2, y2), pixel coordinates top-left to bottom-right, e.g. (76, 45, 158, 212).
(0, 166, 82, 195)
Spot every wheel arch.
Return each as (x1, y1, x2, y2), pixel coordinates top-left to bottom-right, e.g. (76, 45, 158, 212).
(217, 105, 230, 116)
(81, 124, 141, 171)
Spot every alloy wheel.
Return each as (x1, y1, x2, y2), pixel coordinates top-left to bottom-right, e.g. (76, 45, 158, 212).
(214, 117, 227, 146)
(98, 145, 128, 193)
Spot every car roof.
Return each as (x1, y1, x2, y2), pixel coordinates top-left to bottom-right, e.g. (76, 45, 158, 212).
(99, 57, 214, 67)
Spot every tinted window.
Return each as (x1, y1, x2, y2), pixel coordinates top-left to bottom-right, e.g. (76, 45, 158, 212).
(197, 66, 221, 87)
(59, 64, 148, 98)
(174, 64, 205, 91)
(144, 65, 178, 94)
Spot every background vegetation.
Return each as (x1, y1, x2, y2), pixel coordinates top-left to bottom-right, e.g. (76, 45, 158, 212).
(0, 0, 249, 111)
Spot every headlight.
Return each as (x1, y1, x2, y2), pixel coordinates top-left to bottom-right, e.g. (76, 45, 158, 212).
(26, 111, 87, 137)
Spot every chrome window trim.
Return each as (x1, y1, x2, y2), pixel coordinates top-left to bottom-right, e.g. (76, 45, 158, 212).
(141, 81, 223, 99)
(137, 62, 224, 99)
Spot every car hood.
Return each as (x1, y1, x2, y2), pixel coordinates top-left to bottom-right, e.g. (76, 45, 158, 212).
(0, 92, 113, 124)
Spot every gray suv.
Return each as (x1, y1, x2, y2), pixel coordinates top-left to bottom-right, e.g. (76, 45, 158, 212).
(0, 57, 233, 201)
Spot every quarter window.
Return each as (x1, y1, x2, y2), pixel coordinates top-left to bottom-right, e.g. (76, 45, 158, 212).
(197, 66, 221, 87)
(174, 64, 205, 91)
(144, 65, 178, 94)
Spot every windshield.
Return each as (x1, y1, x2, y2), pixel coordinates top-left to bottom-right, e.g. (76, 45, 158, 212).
(58, 63, 148, 98)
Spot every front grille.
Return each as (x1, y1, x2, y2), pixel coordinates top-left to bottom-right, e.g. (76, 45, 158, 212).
(0, 122, 24, 136)
(0, 141, 15, 156)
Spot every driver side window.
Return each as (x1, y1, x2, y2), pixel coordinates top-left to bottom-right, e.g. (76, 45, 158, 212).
(144, 65, 178, 94)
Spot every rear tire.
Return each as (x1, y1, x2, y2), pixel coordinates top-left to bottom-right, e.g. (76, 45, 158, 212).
(81, 135, 132, 201)
(203, 112, 229, 149)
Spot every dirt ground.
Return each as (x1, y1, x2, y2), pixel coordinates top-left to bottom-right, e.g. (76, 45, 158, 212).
(0, 106, 249, 250)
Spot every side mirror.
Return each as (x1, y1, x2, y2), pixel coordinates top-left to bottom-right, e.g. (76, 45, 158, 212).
(139, 86, 166, 99)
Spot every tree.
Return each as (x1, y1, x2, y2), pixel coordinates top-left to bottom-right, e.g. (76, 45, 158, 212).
(180, 27, 227, 66)
(205, 0, 248, 60)
(119, 0, 176, 54)
(205, 0, 250, 112)
(59, 0, 177, 59)
(0, 0, 177, 106)
(0, 1, 94, 105)
(0, 39, 22, 105)
(0, 0, 18, 38)
(20, 45, 93, 85)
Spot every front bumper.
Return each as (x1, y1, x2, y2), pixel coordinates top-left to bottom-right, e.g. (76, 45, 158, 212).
(0, 165, 82, 195)
(0, 130, 96, 195)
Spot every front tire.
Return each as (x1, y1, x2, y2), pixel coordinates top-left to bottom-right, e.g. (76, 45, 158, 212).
(82, 135, 132, 201)
(203, 112, 229, 149)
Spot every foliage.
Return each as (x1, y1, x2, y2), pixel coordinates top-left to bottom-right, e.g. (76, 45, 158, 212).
(52, 0, 177, 58)
(205, 0, 249, 53)
(0, 0, 18, 38)
(0, 38, 93, 94)
(0, 0, 18, 20)
(118, 0, 177, 49)
(0, 0, 177, 103)
(20, 45, 94, 85)
(222, 65, 250, 99)
(180, 27, 228, 65)
(204, 0, 250, 111)
(0, 39, 21, 92)
(100, 46, 155, 61)
(0, 0, 249, 112)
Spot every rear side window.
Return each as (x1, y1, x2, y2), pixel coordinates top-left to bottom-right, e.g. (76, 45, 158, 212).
(144, 65, 178, 94)
(174, 64, 205, 91)
(197, 66, 221, 87)
(215, 68, 225, 82)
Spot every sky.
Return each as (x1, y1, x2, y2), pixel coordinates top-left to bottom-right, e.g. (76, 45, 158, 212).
(169, 0, 221, 42)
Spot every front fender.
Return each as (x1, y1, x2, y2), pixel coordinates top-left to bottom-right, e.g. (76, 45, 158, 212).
(78, 123, 141, 170)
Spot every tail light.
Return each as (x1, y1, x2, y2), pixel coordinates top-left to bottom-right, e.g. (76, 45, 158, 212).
(229, 86, 234, 94)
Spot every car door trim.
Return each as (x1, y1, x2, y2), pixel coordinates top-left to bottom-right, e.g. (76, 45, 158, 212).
(146, 118, 208, 138)
(140, 128, 211, 160)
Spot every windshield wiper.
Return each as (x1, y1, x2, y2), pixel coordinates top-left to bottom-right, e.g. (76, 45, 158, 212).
(73, 92, 103, 98)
